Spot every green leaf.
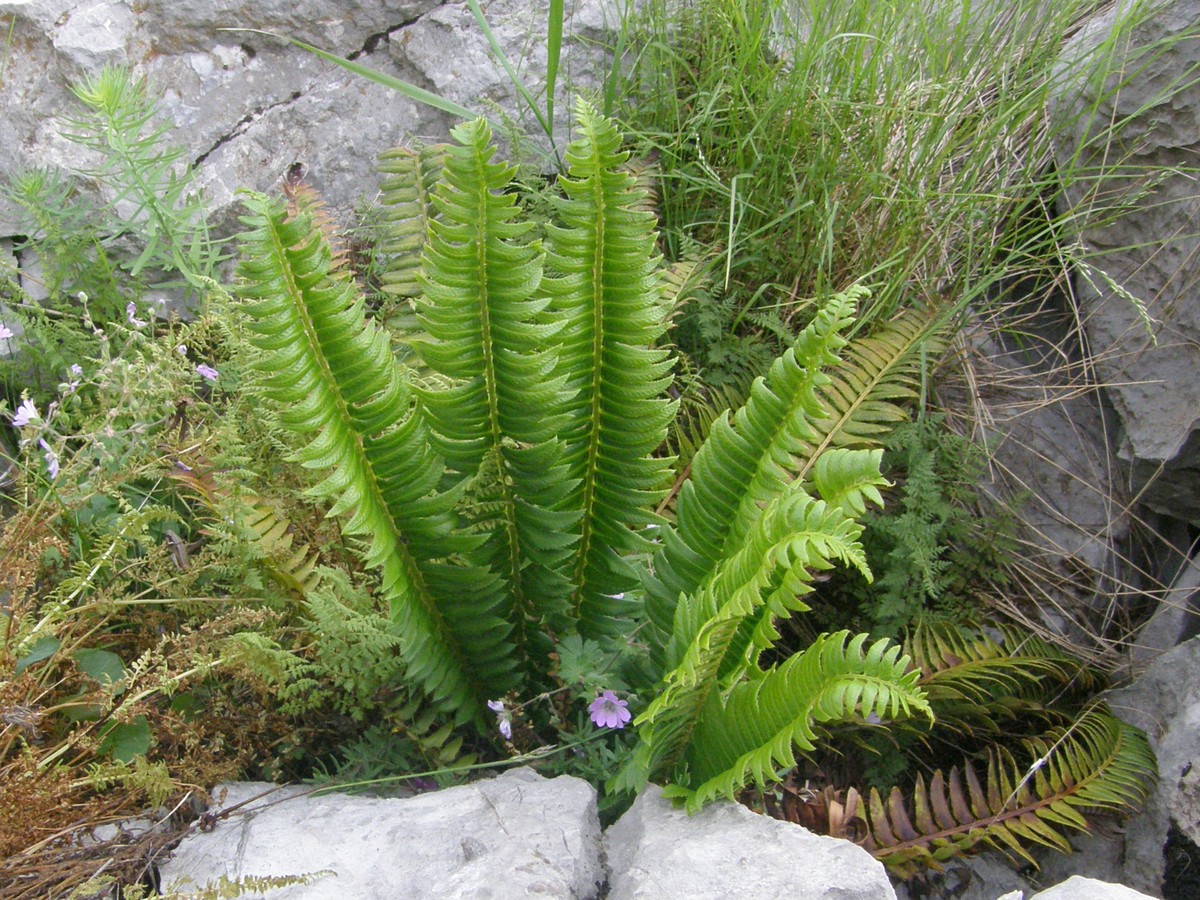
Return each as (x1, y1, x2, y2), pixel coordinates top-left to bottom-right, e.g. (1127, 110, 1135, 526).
(99, 716, 152, 763)
(73, 648, 126, 691)
(14, 636, 61, 675)
(547, 98, 678, 640)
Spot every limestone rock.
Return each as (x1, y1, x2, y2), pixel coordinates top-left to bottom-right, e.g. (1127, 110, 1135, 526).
(1028, 875, 1157, 899)
(1049, 0, 1200, 526)
(1102, 635, 1200, 894)
(159, 768, 604, 899)
(0, 0, 617, 236)
(603, 785, 896, 900)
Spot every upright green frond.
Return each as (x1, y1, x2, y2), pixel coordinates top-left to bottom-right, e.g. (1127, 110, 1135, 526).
(545, 98, 678, 639)
(237, 191, 517, 717)
(378, 144, 448, 298)
(415, 116, 579, 640)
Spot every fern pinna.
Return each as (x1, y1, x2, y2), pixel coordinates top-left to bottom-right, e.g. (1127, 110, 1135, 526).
(236, 101, 675, 721)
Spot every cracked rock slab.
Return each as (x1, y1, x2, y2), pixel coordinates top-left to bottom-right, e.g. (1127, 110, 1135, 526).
(159, 768, 604, 899)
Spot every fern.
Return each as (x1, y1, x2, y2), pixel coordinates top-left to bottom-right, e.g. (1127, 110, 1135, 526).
(678, 632, 931, 811)
(231, 104, 1155, 856)
(908, 620, 1099, 734)
(236, 103, 678, 718)
(378, 144, 448, 299)
(415, 117, 576, 643)
(858, 704, 1156, 876)
(170, 465, 322, 597)
(237, 189, 507, 718)
(546, 98, 678, 640)
(645, 292, 940, 663)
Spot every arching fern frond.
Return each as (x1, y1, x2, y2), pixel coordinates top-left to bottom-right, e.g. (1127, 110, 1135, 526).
(665, 631, 931, 813)
(908, 619, 1100, 733)
(546, 98, 678, 640)
(643, 288, 857, 655)
(644, 296, 944, 662)
(629, 491, 889, 788)
(860, 704, 1156, 877)
(237, 191, 517, 718)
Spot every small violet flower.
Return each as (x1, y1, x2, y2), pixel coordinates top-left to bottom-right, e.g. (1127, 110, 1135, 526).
(63, 363, 83, 393)
(195, 364, 219, 382)
(487, 699, 513, 740)
(588, 691, 632, 730)
(0, 324, 13, 340)
(126, 301, 147, 329)
(11, 398, 39, 428)
(38, 438, 59, 479)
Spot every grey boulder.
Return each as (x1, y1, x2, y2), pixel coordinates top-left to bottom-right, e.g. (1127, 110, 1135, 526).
(602, 784, 896, 900)
(159, 768, 605, 899)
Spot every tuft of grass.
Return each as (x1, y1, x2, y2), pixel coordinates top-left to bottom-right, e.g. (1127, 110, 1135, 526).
(613, 0, 1171, 336)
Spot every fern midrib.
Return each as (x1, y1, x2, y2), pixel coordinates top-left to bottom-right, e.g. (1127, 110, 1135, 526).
(569, 149, 609, 618)
(261, 210, 469, 692)
(799, 314, 932, 482)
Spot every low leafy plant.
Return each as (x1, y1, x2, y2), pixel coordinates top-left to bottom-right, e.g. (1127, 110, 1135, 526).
(232, 94, 1156, 872)
(757, 620, 1157, 875)
(799, 415, 1018, 639)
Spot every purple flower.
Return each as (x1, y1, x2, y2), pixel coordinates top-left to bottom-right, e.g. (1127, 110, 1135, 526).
(39, 438, 59, 479)
(0, 324, 13, 340)
(126, 301, 147, 329)
(589, 691, 632, 730)
(865, 711, 883, 725)
(195, 364, 219, 382)
(11, 398, 39, 428)
(487, 699, 513, 740)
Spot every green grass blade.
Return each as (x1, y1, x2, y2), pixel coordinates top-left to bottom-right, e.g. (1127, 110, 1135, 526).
(547, 0, 563, 135)
(464, 0, 555, 145)
(222, 28, 481, 122)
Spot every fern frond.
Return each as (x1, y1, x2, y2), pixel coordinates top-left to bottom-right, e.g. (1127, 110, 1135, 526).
(546, 98, 678, 640)
(861, 704, 1156, 877)
(908, 620, 1100, 732)
(169, 465, 323, 597)
(416, 117, 578, 640)
(634, 491, 880, 784)
(643, 289, 857, 653)
(378, 144, 448, 298)
(667, 631, 931, 813)
(645, 297, 943, 659)
(664, 362, 755, 489)
(237, 191, 516, 718)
